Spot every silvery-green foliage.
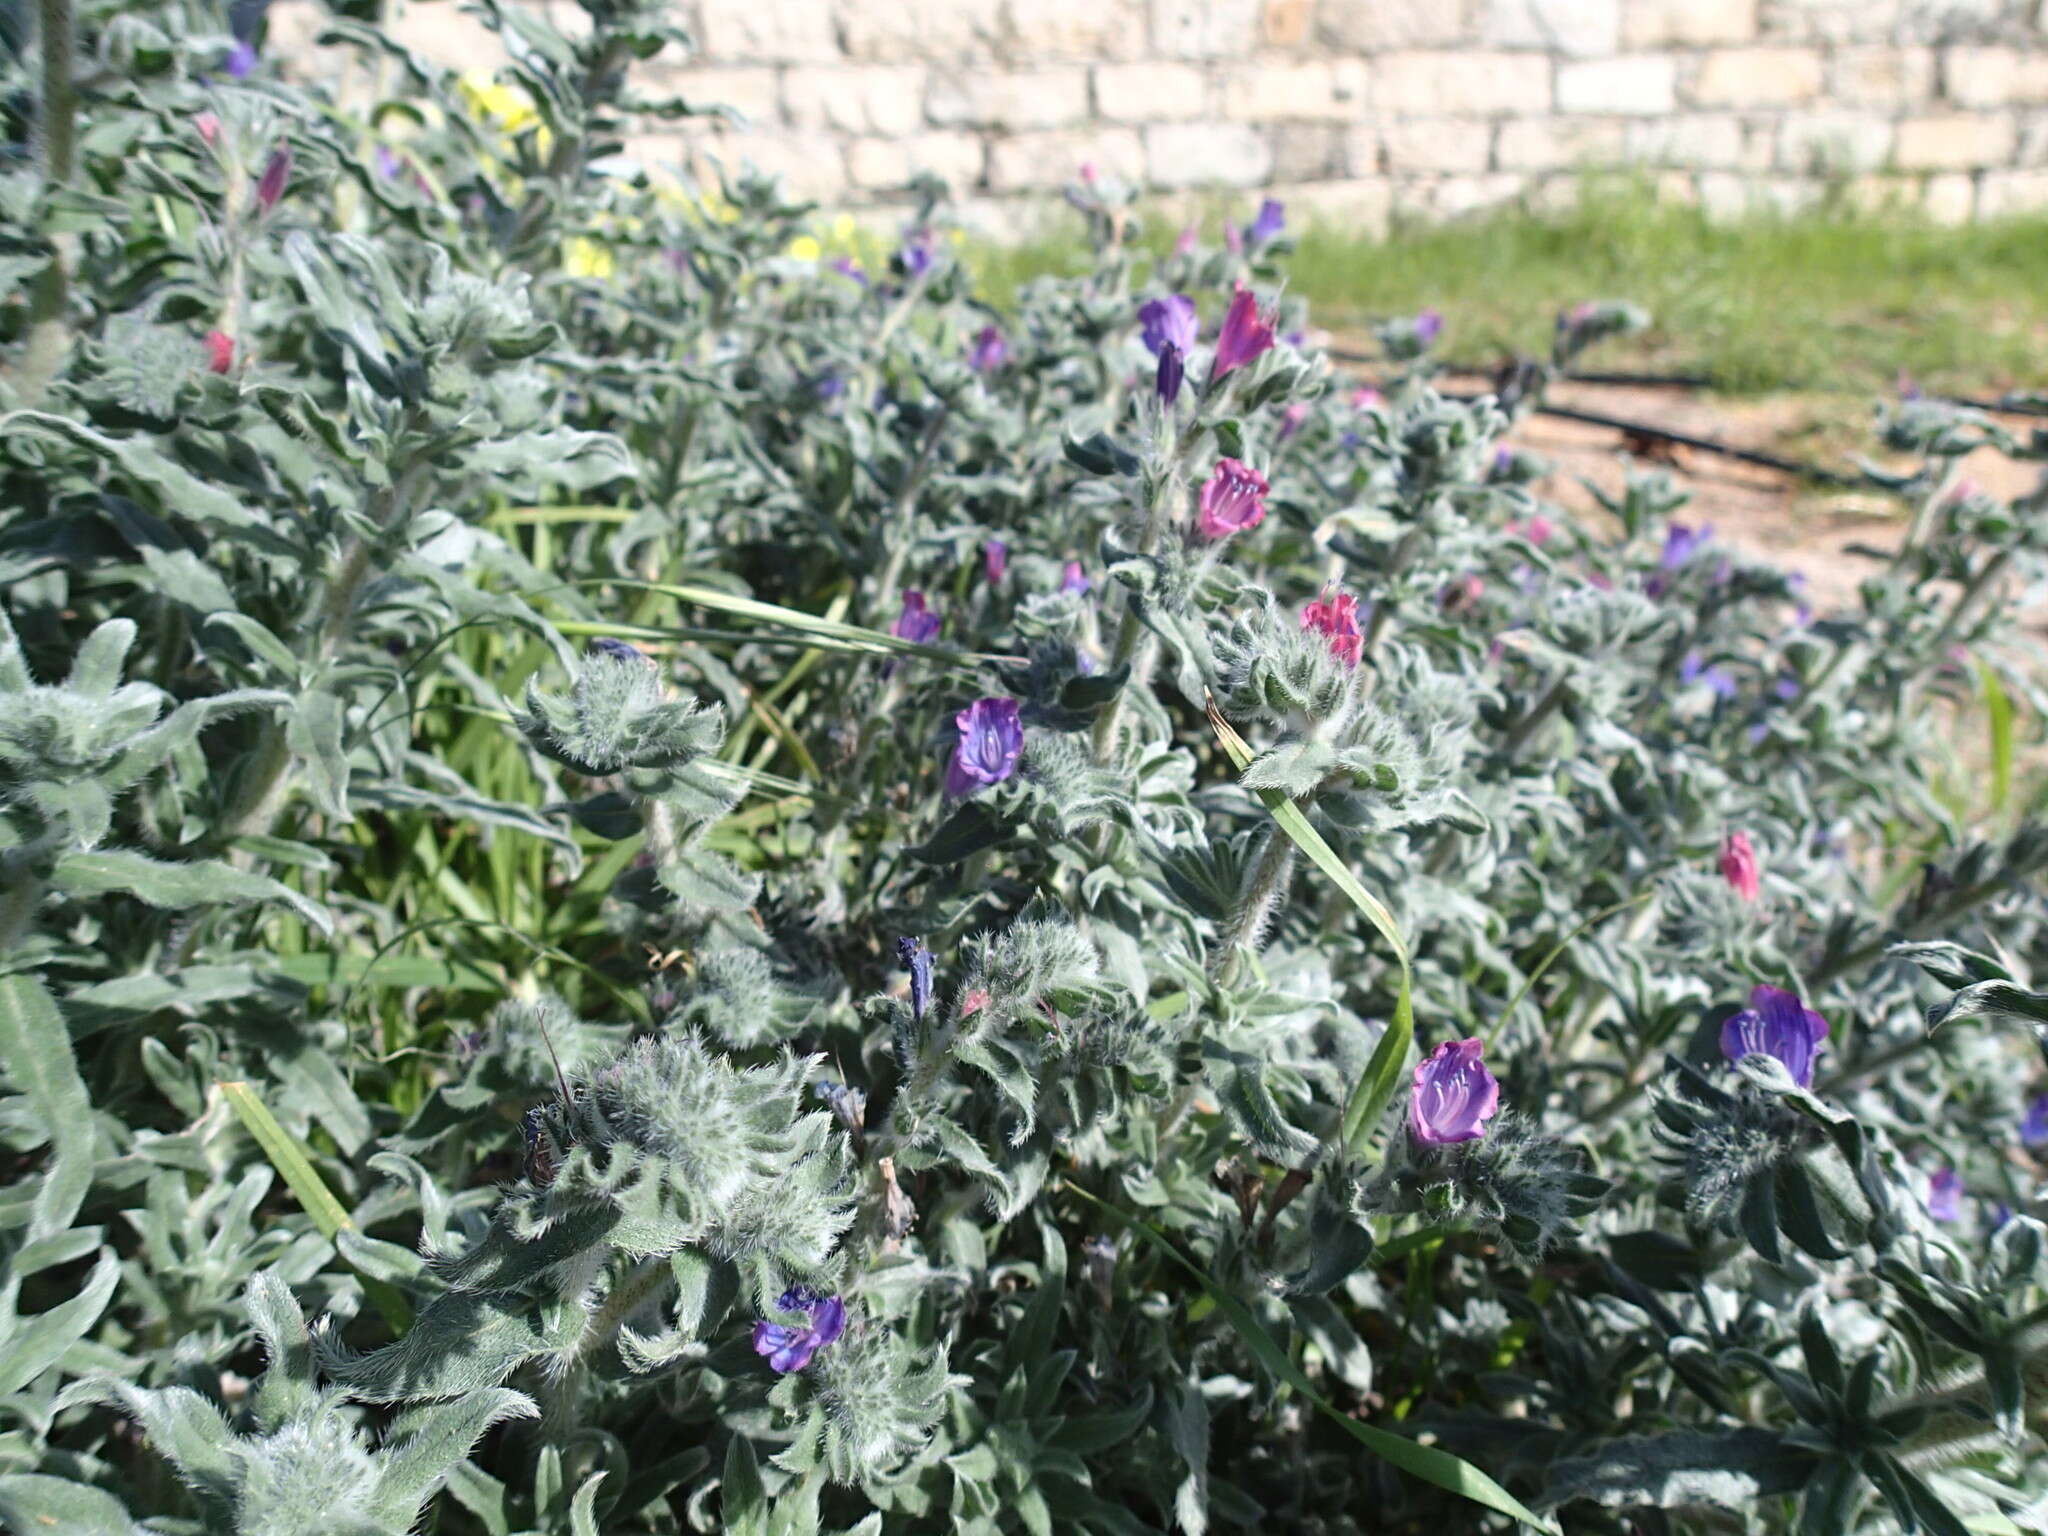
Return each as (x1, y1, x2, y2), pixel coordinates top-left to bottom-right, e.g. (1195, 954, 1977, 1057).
(95, 1272, 535, 1536)
(11, 0, 2048, 1528)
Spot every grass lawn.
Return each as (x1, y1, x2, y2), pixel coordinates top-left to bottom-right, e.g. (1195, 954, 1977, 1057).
(972, 181, 2048, 399)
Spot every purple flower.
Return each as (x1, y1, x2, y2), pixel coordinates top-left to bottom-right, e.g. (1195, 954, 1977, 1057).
(374, 145, 404, 180)
(1928, 1168, 1963, 1223)
(1413, 307, 1443, 346)
(752, 1287, 846, 1373)
(1156, 342, 1185, 405)
(900, 228, 935, 278)
(891, 591, 941, 646)
(1720, 984, 1830, 1088)
(2022, 1093, 2048, 1148)
(1174, 222, 1199, 258)
(1661, 522, 1712, 570)
(1409, 1038, 1500, 1146)
(830, 255, 868, 286)
(896, 936, 934, 1022)
(224, 40, 258, 78)
(588, 637, 650, 665)
(1245, 197, 1285, 245)
(1278, 401, 1310, 440)
(1773, 675, 1802, 702)
(946, 697, 1024, 797)
(1138, 294, 1198, 358)
(1061, 561, 1090, 596)
(1195, 458, 1269, 541)
(969, 325, 1008, 372)
(812, 372, 846, 401)
(255, 142, 292, 214)
(983, 539, 1007, 584)
(1679, 651, 1738, 699)
(1213, 284, 1277, 382)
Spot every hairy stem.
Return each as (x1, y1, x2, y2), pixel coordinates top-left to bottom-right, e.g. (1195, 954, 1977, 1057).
(16, 0, 78, 407)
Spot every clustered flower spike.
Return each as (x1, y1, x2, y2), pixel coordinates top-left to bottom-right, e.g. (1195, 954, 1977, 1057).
(1196, 458, 1269, 541)
(1720, 983, 1829, 1088)
(752, 1287, 847, 1373)
(1245, 197, 1285, 246)
(1718, 830, 1761, 902)
(1212, 284, 1277, 381)
(1138, 295, 1198, 358)
(1302, 588, 1364, 668)
(946, 697, 1023, 797)
(203, 330, 235, 374)
(983, 539, 1007, 585)
(891, 591, 941, 646)
(1410, 1038, 1500, 1146)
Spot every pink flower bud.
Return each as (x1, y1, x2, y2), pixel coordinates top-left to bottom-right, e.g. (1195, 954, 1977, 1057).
(203, 330, 235, 374)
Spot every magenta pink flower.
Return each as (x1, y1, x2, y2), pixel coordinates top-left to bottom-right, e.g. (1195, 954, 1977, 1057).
(1410, 1038, 1499, 1146)
(1196, 458, 1269, 541)
(1278, 401, 1310, 439)
(196, 112, 221, 148)
(1718, 830, 1761, 903)
(1350, 386, 1383, 411)
(1174, 222, 1199, 258)
(1213, 283, 1277, 382)
(203, 330, 235, 374)
(255, 141, 292, 214)
(983, 539, 1007, 584)
(1302, 588, 1364, 668)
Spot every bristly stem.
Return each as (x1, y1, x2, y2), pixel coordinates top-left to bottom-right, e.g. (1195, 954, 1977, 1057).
(17, 0, 78, 407)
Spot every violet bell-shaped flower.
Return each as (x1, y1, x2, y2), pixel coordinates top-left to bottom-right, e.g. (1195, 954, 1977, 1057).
(1156, 342, 1185, 405)
(983, 539, 1007, 584)
(891, 591, 941, 646)
(896, 936, 934, 1022)
(969, 325, 1008, 371)
(1212, 283, 1277, 381)
(1927, 1168, 1964, 1223)
(1720, 983, 1829, 1088)
(1245, 197, 1285, 245)
(1410, 1038, 1500, 1146)
(1138, 294, 1198, 358)
(752, 1288, 846, 1373)
(1196, 458, 1269, 541)
(2022, 1093, 2048, 1148)
(946, 697, 1024, 797)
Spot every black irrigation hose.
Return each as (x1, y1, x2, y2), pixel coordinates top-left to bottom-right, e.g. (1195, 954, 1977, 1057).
(1523, 400, 1862, 487)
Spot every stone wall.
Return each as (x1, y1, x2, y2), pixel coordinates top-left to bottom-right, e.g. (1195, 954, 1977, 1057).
(304, 0, 2048, 228)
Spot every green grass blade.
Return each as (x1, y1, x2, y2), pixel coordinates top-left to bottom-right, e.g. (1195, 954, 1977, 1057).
(1486, 893, 1653, 1052)
(1978, 657, 2014, 814)
(589, 580, 1021, 668)
(1206, 701, 1414, 1155)
(1063, 1183, 1557, 1533)
(219, 1080, 354, 1239)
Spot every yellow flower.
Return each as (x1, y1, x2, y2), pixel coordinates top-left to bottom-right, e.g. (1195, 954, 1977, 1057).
(565, 237, 614, 279)
(830, 213, 857, 245)
(785, 234, 822, 262)
(459, 70, 540, 133)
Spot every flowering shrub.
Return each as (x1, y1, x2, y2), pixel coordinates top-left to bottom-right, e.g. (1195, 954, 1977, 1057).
(4, 2, 2048, 1533)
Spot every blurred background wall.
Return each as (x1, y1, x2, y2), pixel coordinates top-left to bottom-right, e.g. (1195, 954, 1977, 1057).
(271, 0, 2048, 229)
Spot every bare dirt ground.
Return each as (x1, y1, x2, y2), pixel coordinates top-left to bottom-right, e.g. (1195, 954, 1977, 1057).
(1486, 376, 2044, 613)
